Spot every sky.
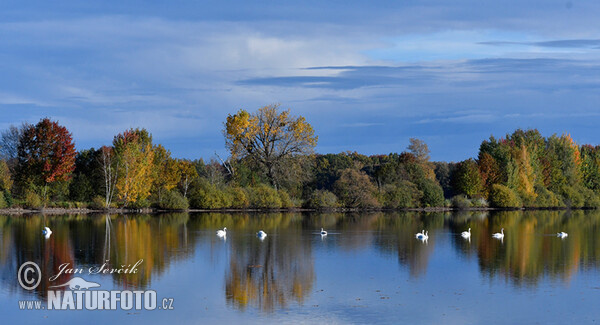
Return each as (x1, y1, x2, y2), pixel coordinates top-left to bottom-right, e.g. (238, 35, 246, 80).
(1, 0, 599, 162)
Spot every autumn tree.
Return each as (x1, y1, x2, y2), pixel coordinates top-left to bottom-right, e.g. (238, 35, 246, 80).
(113, 128, 155, 207)
(178, 159, 198, 198)
(407, 138, 430, 162)
(224, 104, 317, 188)
(334, 168, 379, 208)
(15, 118, 76, 200)
(580, 145, 600, 191)
(0, 159, 12, 193)
(151, 144, 180, 205)
(477, 152, 501, 199)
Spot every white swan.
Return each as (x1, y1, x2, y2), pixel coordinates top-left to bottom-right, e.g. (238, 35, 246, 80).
(320, 228, 327, 236)
(492, 228, 504, 239)
(415, 229, 425, 238)
(216, 227, 227, 237)
(417, 230, 428, 240)
(257, 230, 267, 239)
(557, 231, 568, 238)
(461, 228, 471, 239)
(43, 227, 52, 238)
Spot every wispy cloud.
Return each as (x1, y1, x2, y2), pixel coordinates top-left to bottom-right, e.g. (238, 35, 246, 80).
(480, 39, 600, 49)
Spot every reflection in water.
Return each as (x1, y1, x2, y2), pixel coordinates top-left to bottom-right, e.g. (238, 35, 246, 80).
(0, 213, 195, 298)
(0, 210, 600, 310)
(217, 213, 315, 312)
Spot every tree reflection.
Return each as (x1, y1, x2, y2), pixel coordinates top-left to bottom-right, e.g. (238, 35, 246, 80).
(372, 211, 445, 277)
(220, 213, 315, 312)
(0, 213, 195, 298)
(449, 210, 600, 287)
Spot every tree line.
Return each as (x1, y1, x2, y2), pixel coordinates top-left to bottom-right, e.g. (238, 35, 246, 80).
(1, 106, 599, 210)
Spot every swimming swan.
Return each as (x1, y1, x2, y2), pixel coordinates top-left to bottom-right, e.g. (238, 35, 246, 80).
(320, 228, 327, 236)
(43, 227, 52, 238)
(415, 229, 425, 238)
(461, 228, 471, 238)
(257, 230, 267, 239)
(417, 230, 428, 240)
(557, 232, 568, 238)
(216, 227, 227, 237)
(492, 228, 504, 239)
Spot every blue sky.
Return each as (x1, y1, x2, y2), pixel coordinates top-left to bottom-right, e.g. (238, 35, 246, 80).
(1, 1, 599, 161)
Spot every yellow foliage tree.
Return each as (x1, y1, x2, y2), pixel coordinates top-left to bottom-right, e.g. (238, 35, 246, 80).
(224, 104, 317, 187)
(113, 129, 155, 206)
(152, 145, 180, 204)
(178, 159, 198, 198)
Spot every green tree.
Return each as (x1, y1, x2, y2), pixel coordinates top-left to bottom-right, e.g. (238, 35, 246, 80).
(451, 159, 483, 198)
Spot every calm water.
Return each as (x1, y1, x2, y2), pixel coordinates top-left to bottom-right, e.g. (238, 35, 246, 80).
(1, 210, 599, 324)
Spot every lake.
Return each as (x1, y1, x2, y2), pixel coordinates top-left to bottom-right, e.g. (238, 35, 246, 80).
(0, 210, 599, 324)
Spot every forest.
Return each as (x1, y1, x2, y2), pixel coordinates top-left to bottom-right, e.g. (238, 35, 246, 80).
(1, 105, 599, 210)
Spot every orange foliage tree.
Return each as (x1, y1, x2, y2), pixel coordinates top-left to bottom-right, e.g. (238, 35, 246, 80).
(16, 118, 76, 199)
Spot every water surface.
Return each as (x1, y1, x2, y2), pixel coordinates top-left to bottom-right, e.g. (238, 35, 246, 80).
(0, 210, 599, 324)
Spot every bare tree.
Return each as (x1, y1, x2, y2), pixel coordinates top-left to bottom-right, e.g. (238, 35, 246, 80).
(215, 151, 234, 177)
(0, 123, 30, 170)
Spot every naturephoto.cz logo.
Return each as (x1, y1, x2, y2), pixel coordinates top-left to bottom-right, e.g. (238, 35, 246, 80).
(17, 260, 174, 311)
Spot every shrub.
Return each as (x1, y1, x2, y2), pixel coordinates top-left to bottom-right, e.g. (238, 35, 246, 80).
(189, 179, 233, 209)
(533, 185, 562, 207)
(278, 190, 293, 208)
(3, 190, 13, 207)
(580, 186, 600, 208)
(304, 190, 338, 209)
(227, 187, 249, 209)
(418, 179, 445, 207)
(489, 184, 521, 208)
(0, 192, 7, 209)
(451, 195, 471, 209)
(24, 191, 42, 209)
(248, 184, 282, 209)
(382, 181, 421, 208)
(470, 197, 488, 208)
(130, 198, 151, 209)
(90, 196, 106, 209)
(558, 185, 584, 208)
(159, 190, 189, 210)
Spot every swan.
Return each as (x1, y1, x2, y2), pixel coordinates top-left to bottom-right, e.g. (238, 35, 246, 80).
(417, 230, 429, 240)
(492, 228, 504, 239)
(461, 228, 471, 238)
(320, 228, 327, 236)
(216, 227, 227, 237)
(415, 229, 425, 238)
(42, 227, 52, 237)
(557, 231, 568, 238)
(257, 230, 267, 239)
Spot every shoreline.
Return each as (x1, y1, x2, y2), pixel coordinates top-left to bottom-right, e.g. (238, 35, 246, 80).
(0, 206, 594, 215)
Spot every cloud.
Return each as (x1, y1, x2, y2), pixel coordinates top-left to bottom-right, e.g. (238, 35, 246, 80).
(479, 39, 600, 49)
(1, 2, 600, 162)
